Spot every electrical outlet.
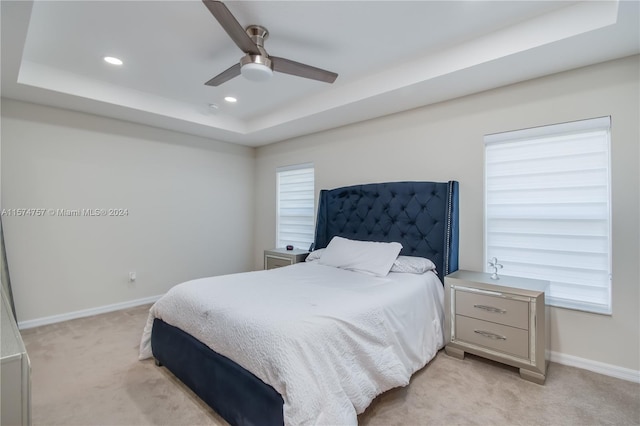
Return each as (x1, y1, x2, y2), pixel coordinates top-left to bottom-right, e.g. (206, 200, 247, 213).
(129, 271, 136, 282)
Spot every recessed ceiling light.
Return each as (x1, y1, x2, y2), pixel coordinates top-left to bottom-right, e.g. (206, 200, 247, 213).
(103, 56, 123, 66)
(224, 96, 237, 103)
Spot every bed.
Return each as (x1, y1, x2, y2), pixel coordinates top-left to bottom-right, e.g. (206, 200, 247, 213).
(139, 180, 459, 426)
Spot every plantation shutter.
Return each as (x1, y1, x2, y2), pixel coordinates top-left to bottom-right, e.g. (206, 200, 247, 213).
(276, 164, 315, 249)
(484, 117, 612, 314)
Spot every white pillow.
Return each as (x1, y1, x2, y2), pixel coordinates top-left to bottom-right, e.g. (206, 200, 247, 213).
(317, 236, 402, 277)
(305, 248, 325, 262)
(391, 256, 437, 274)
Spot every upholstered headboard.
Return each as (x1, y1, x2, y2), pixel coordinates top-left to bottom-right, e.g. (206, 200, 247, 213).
(314, 181, 459, 283)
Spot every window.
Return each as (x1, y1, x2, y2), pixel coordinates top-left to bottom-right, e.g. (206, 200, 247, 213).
(484, 117, 611, 314)
(276, 164, 315, 250)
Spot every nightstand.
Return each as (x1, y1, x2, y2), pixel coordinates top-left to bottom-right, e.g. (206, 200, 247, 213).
(264, 248, 309, 270)
(444, 270, 549, 384)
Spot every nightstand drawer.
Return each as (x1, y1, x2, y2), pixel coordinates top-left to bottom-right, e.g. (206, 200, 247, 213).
(265, 256, 292, 269)
(456, 315, 529, 359)
(456, 290, 528, 330)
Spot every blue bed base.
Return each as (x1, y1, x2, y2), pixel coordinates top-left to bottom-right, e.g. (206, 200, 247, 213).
(152, 318, 284, 426)
(151, 180, 459, 426)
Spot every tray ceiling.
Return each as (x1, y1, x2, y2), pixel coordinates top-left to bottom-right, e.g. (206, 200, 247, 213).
(1, 1, 638, 146)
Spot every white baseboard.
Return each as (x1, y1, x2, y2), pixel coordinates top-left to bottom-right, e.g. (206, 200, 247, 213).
(549, 350, 640, 384)
(17, 295, 163, 330)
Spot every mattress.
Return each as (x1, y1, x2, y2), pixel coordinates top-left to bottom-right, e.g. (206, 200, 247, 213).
(139, 262, 444, 425)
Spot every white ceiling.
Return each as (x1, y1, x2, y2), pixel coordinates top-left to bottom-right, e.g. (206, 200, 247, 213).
(1, 1, 638, 147)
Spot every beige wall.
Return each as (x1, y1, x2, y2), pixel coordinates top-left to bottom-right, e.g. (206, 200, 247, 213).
(2, 56, 637, 372)
(255, 56, 640, 371)
(1, 99, 255, 323)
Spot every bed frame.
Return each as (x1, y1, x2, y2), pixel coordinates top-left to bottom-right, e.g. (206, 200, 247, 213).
(152, 180, 459, 426)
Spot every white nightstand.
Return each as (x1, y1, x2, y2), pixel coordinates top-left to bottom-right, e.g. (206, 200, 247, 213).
(264, 248, 309, 270)
(444, 270, 549, 384)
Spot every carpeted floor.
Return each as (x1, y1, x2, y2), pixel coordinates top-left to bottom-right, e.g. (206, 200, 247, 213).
(21, 304, 640, 426)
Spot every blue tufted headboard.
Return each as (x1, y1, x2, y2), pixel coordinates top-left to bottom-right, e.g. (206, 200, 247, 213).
(313, 181, 459, 283)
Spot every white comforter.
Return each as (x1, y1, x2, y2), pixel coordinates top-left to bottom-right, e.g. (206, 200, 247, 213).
(139, 262, 444, 425)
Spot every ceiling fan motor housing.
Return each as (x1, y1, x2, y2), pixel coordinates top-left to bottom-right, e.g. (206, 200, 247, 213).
(239, 25, 272, 81)
(246, 25, 269, 48)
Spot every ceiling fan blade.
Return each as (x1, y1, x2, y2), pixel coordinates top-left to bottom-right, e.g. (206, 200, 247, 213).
(202, 0, 260, 55)
(271, 56, 338, 83)
(205, 63, 241, 86)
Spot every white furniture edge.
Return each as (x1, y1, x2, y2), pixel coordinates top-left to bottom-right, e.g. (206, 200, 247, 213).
(15, 295, 640, 384)
(17, 294, 163, 330)
(1, 285, 31, 425)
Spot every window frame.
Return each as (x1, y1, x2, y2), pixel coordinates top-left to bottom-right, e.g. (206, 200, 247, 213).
(275, 163, 315, 250)
(483, 116, 612, 314)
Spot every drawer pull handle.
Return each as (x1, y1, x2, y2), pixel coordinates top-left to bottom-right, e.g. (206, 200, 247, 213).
(474, 330, 507, 340)
(473, 304, 506, 314)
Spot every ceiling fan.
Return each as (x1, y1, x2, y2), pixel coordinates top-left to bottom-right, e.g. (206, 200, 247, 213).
(202, 0, 338, 86)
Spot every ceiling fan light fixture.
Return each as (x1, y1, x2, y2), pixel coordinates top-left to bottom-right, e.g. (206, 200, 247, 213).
(241, 63, 273, 81)
(240, 55, 273, 82)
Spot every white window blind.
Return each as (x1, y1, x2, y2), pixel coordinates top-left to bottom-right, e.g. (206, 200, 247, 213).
(276, 164, 315, 249)
(484, 117, 612, 314)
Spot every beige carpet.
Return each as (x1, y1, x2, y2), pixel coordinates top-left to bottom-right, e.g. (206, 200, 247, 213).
(21, 304, 640, 426)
